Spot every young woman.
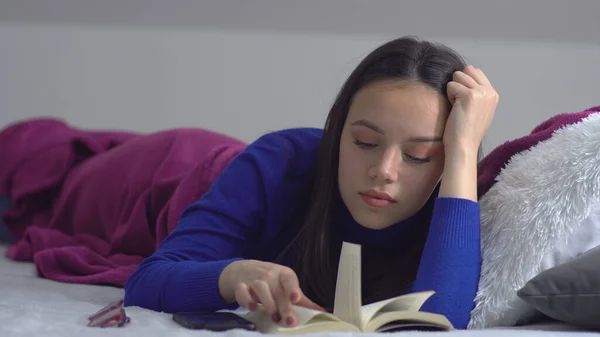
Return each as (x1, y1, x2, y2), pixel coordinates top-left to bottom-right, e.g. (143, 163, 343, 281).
(123, 36, 498, 330)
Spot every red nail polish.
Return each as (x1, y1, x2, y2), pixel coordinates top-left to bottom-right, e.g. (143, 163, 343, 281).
(286, 316, 295, 326)
(272, 313, 281, 322)
(290, 292, 299, 301)
(248, 302, 257, 311)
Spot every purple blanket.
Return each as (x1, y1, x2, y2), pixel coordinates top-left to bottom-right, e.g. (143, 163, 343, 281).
(0, 118, 246, 287)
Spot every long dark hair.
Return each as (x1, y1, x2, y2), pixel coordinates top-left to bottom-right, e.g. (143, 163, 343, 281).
(289, 36, 471, 310)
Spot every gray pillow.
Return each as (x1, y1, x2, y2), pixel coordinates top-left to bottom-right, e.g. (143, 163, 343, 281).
(517, 245, 600, 330)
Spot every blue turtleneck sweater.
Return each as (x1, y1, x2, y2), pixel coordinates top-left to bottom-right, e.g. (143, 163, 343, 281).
(123, 128, 481, 329)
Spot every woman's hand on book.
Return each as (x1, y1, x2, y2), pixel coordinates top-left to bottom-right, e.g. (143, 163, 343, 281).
(219, 259, 325, 327)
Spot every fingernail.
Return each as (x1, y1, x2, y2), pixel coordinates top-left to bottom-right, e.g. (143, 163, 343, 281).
(290, 291, 299, 302)
(272, 313, 281, 323)
(286, 316, 295, 327)
(248, 302, 257, 311)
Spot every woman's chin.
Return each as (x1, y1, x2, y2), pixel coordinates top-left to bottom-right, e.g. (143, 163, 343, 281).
(353, 214, 394, 230)
(350, 208, 413, 230)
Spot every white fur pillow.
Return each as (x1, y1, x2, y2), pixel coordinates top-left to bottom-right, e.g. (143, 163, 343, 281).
(468, 111, 600, 329)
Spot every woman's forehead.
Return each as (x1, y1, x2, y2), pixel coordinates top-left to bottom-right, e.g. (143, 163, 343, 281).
(347, 81, 449, 136)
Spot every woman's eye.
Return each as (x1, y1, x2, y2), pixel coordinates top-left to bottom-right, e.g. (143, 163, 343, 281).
(353, 139, 377, 149)
(404, 154, 431, 164)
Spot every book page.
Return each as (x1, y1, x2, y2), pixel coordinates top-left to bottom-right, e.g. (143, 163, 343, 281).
(242, 305, 343, 333)
(365, 311, 453, 332)
(332, 242, 363, 327)
(360, 291, 434, 328)
(292, 305, 341, 327)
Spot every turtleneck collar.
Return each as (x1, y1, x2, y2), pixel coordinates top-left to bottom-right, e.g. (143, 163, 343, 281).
(335, 193, 426, 248)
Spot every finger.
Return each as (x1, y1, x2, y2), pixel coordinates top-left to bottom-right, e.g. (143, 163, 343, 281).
(234, 283, 258, 311)
(251, 280, 280, 322)
(464, 65, 491, 87)
(248, 287, 261, 303)
(275, 285, 295, 327)
(452, 70, 479, 89)
(295, 293, 327, 312)
(278, 270, 300, 326)
(446, 81, 469, 105)
(279, 268, 301, 303)
(476, 67, 493, 87)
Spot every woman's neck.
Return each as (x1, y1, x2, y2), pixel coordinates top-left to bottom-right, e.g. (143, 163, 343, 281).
(336, 196, 426, 247)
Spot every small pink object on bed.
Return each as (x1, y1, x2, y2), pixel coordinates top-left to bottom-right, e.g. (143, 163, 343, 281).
(87, 298, 130, 328)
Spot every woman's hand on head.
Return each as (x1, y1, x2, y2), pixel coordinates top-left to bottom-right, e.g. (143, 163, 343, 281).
(445, 65, 499, 154)
(218, 259, 325, 327)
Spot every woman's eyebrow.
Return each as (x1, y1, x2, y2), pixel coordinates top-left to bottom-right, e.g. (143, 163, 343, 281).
(405, 136, 443, 143)
(350, 119, 442, 143)
(350, 119, 384, 134)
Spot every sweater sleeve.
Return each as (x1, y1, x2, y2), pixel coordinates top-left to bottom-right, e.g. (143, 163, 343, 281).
(410, 197, 481, 329)
(123, 130, 316, 313)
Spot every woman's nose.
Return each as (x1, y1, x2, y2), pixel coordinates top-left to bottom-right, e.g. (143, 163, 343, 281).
(369, 149, 399, 183)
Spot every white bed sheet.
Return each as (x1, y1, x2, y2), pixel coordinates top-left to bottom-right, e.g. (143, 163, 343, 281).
(0, 244, 596, 337)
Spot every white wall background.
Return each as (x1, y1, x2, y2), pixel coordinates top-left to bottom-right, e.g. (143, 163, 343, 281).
(1, 0, 599, 154)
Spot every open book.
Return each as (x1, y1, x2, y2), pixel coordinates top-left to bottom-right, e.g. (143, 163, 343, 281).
(232, 242, 453, 334)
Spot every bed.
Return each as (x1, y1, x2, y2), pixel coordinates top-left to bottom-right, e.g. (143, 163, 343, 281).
(0, 245, 595, 337)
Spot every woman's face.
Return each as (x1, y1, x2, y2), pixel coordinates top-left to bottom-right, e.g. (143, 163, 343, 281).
(338, 80, 450, 230)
